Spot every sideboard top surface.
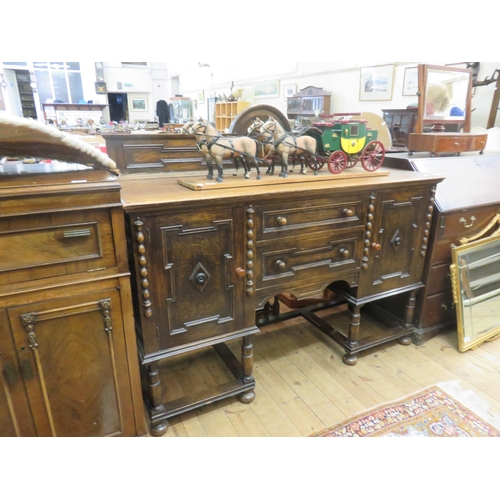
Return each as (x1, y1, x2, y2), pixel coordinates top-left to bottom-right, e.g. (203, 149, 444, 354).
(118, 168, 444, 211)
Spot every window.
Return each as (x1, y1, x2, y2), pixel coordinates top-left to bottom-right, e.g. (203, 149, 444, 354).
(33, 62, 84, 104)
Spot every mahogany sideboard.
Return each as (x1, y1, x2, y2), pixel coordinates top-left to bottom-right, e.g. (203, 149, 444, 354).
(117, 166, 443, 436)
(0, 164, 146, 437)
(382, 152, 500, 344)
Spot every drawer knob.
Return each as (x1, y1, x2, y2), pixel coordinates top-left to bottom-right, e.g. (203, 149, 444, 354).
(235, 267, 246, 278)
(454, 142, 459, 146)
(275, 260, 286, 271)
(276, 216, 287, 227)
(371, 242, 381, 251)
(339, 248, 350, 258)
(343, 208, 353, 217)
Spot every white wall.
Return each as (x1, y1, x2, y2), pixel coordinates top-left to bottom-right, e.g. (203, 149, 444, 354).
(166, 61, 500, 129)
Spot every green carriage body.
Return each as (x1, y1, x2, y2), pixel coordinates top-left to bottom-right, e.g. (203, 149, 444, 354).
(318, 120, 379, 155)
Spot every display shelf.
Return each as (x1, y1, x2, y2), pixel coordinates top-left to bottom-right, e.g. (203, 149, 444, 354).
(215, 101, 250, 132)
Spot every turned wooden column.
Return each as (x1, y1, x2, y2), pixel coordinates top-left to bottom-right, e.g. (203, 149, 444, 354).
(239, 335, 255, 404)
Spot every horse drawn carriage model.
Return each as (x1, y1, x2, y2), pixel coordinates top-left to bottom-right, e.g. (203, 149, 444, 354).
(184, 111, 386, 183)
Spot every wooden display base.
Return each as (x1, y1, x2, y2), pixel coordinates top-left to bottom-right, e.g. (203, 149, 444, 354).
(177, 168, 389, 191)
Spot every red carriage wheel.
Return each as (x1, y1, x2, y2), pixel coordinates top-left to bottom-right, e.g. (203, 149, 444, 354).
(307, 155, 322, 172)
(361, 140, 385, 172)
(328, 151, 347, 174)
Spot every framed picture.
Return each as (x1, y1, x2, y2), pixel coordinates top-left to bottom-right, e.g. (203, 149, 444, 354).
(359, 64, 394, 101)
(254, 81, 279, 99)
(95, 81, 107, 94)
(198, 90, 205, 104)
(403, 66, 418, 96)
(131, 98, 147, 111)
(283, 83, 297, 99)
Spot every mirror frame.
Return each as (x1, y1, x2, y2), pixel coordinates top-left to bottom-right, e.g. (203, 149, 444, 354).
(450, 225, 500, 352)
(415, 64, 473, 134)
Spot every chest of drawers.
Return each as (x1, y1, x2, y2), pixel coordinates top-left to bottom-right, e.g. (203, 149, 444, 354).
(382, 152, 500, 344)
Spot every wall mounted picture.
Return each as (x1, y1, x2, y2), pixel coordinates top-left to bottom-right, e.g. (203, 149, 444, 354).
(403, 66, 418, 96)
(359, 64, 394, 101)
(254, 81, 279, 99)
(131, 98, 147, 111)
(283, 84, 297, 99)
(95, 82, 107, 94)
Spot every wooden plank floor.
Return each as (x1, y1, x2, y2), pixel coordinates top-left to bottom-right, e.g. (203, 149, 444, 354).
(153, 307, 500, 437)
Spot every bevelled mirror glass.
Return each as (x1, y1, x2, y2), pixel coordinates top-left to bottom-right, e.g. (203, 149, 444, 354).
(450, 231, 500, 352)
(423, 67, 470, 122)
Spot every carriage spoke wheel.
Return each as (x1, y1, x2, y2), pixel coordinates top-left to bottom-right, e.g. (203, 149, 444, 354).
(307, 155, 321, 172)
(361, 140, 385, 172)
(346, 155, 359, 168)
(328, 151, 347, 174)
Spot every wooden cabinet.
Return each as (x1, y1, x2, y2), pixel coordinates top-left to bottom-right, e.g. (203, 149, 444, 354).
(383, 152, 500, 344)
(215, 101, 250, 132)
(286, 86, 331, 122)
(382, 108, 418, 148)
(0, 166, 146, 437)
(117, 167, 442, 434)
(15, 70, 37, 119)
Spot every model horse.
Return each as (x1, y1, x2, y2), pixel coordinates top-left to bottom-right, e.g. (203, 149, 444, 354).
(190, 119, 261, 183)
(183, 119, 249, 178)
(247, 117, 280, 175)
(260, 117, 317, 178)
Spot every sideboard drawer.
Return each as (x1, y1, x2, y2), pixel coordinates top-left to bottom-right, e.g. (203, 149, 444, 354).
(426, 261, 452, 295)
(0, 209, 117, 285)
(255, 226, 364, 290)
(255, 196, 365, 241)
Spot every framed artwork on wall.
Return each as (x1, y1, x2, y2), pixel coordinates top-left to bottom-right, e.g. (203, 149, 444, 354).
(198, 90, 205, 104)
(95, 82, 107, 94)
(254, 81, 279, 99)
(359, 64, 394, 101)
(403, 66, 418, 96)
(283, 84, 297, 99)
(131, 98, 147, 111)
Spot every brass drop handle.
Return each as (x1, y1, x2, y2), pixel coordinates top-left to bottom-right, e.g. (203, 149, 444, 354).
(343, 208, 353, 217)
(275, 260, 286, 271)
(276, 216, 287, 227)
(339, 248, 350, 258)
(371, 242, 381, 251)
(235, 267, 246, 278)
(459, 216, 476, 228)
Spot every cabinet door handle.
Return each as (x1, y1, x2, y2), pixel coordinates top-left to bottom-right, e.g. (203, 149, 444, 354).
(276, 216, 287, 227)
(235, 267, 246, 278)
(371, 242, 381, 251)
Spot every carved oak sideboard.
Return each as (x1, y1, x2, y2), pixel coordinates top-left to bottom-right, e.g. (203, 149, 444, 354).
(382, 152, 500, 344)
(117, 168, 443, 436)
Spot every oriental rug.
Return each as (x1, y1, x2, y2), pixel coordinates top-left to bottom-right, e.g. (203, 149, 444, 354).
(311, 381, 500, 437)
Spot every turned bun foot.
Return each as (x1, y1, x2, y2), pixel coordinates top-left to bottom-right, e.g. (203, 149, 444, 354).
(398, 336, 412, 346)
(343, 353, 358, 366)
(239, 390, 255, 404)
(150, 420, 169, 437)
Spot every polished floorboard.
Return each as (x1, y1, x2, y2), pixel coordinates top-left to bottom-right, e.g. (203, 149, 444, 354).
(155, 307, 500, 437)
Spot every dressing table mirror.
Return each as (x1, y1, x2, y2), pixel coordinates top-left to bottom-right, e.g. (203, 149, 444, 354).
(408, 64, 487, 155)
(450, 219, 500, 352)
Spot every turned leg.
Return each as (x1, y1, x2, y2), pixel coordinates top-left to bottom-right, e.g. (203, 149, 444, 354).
(147, 362, 168, 436)
(239, 335, 255, 404)
(399, 291, 417, 346)
(343, 303, 362, 366)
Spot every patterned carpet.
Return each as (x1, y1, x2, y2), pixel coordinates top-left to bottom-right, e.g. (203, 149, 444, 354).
(311, 381, 500, 437)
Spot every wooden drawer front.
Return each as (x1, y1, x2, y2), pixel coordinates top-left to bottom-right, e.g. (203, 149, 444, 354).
(255, 226, 364, 290)
(470, 134, 487, 151)
(255, 196, 364, 241)
(419, 290, 456, 328)
(433, 206, 500, 262)
(426, 261, 452, 296)
(0, 209, 116, 285)
(434, 135, 471, 153)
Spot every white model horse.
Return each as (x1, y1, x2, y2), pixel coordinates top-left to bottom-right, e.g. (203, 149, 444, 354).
(260, 117, 317, 178)
(183, 119, 249, 178)
(247, 117, 280, 175)
(190, 119, 261, 183)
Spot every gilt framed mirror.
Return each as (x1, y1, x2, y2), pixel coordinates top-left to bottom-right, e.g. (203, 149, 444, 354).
(450, 228, 500, 352)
